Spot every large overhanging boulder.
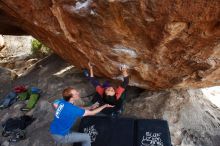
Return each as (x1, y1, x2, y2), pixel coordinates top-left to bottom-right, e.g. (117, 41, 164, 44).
(0, 0, 219, 90)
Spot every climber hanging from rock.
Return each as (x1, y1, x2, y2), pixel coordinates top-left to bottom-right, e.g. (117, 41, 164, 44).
(83, 62, 129, 117)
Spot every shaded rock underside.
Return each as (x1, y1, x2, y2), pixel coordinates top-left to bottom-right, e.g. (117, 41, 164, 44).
(0, 0, 220, 90)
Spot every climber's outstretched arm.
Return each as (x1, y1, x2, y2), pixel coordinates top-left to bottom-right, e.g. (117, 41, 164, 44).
(115, 66, 129, 100)
(87, 62, 100, 87)
(87, 62, 104, 96)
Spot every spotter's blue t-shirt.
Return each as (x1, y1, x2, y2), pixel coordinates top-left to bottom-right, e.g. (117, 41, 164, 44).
(50, 99, 85, 136)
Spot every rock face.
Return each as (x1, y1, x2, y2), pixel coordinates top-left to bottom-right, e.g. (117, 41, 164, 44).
(0, 35, 38, 77)
(124, 89, 220, 146)
(0, 35, 33, 58)
(0, 55, 220, 146)
(0, 0, 220, 89)
(0, 67, 14, 96)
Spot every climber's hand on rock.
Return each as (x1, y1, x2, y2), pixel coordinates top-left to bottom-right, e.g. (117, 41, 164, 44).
(88, 62, 93, 69)
(120, 65, 128, 77)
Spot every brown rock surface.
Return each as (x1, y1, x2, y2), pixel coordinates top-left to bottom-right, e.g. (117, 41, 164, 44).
(0, 55, 220, 146)
(0, 0, 220, 89)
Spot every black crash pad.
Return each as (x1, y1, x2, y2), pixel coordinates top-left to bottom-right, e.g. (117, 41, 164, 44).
(77, 116, 134, 146)
(77, 116, 171, 146)
(136, 119, 171, 146)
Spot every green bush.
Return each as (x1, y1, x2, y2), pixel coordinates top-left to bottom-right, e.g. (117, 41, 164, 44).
(31, 39, 52, 57)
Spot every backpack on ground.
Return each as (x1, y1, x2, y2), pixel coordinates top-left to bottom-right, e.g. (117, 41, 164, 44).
(18, 91, 29, 100)
(0, 92, 17, 109)
(14, 86, 27, 94)
(2, 115, 35, 142)
(18, 86, 40, 101)
(20, 87, 41, 111)
(26, 93, 40, 109)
